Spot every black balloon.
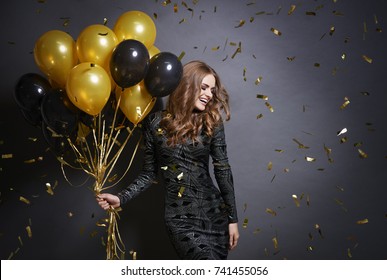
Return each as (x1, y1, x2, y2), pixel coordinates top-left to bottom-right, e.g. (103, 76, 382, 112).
(20, 108, 42, 127)
(110, 39, 150, 89)
(40, 89, 79, 137)
(14, 73, 51, 111)
(144, 52, 183, 97)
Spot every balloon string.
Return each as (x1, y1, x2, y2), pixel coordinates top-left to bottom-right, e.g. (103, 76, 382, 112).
(105, 94, 122, 165)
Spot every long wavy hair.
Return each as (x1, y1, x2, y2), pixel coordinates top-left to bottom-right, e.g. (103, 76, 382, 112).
(160, 60, 231, 146)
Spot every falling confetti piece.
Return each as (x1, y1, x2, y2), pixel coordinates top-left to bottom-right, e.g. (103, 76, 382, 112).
(257, 94, 268, 100)
(266, 208, 277, 216)
(130, 250, 137, 260)
(177, 172, 184, 180)
(275, 149, 284, 153)
(26, 226, 32, 238)
(235, 20, 245, 28)
(256, 114, 263, 119)
(340, 137, 348, 143)
(161, 166, 168, 170)
(292, 195, 300, 207)
(347, 248, 352, 258)
(46, 183, 54, 195)
(19, 196, 30, 205)
(18, 236, 23, 246)
(341, 53, 346, 60)
(284, 168, 290, 172)
(67, 212, 73, 218)
(178, 51, 185, 61)
(231, 42, 242, 59)
(267, 162, 273, 171)
(242, 218, 248, 228)
(162, 0, 171, 6)
(178, 186, 185, 197)
(270, 27, 282, 36)
(24, 159, 36, 164)
(362, 55, 372, 63)
(173, 3, 178, 12)
(255, 76, 263, 85)
(253, 228, 261, 234)
(314, 63, 320, 67)
(305, 156, 316, 162)
(270, 174, 276, 183)
(306, 195, 310, 206)
(293, 138, 309, 149)
(337, 128, 347, 136)
(265, 102, 274, 112)
(287, 56, 296, 61)
(329, 26, 335, 36)
(272, 237, 278, 249)
(288, 5, 296, 15)
(356, 218, 369, 224)
(211, 46, 220, 51)
(340, 97, 350, 109)
(2, 154, 13, 159)
(357, 149, 368, 159)
(306, 11, 316, 16)
(315, 224, 324, 238)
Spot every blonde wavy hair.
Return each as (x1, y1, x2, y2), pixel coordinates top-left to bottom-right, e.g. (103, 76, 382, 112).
(160, 60, 230, 146)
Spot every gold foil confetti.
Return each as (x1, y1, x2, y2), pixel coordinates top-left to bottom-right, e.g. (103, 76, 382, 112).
(287, 56, 296, 61)
(347, 248, 352, 258)
(179, 18, 186, 24)
(360, 91, 370, 96)
(270, 174, 276, 183)
(305, 156, 316, 162)
(307, 246, 314, 252)
(18, 236, 23, 246)
(256, 11, 265, 16)
(266, 208, 277, 216)
(130, 250, 137, 260)
(250, 17, 254, 23)
(19, 196, 30, 205)
(306, 11, 316, 16)
(26, 226, 32, 238)
(324, 144, 334, 163)
(267, 162, 273, 171)
(376, 27, 382, 32)
(211, 46, 220, 51)
(288, 5, 296, 15)
(356, 218, 368, 224)
(177, 51, 185, 61)
(28, 137, 38, 142)
(292, 195, 300, 207)
(231, 42, 242, 59)
(177, 172, 184, 180)
(314, 63, 320, 67)
(242, 218, 248, 228)
(173, 3, 178, 13)
(308, 232, 313, 240)
(341, 53, 346, 60)
(315, 224, 324, 238)
(46, 183, 54, 195)
(235, 20, 245, 28)
(293, 138, 309, 149)
(270, 27, 282, 36)
(357, 149, 368, 159)
(337, 128, 347, 136)
(284, 168, 290, 173)
(275, 149, 284, 153)
(162, 0, 171, 6)
(161, 166, 168, 170)
(276, 5, 282, 15)
(24, 159, 36, 163)
(256, 114, 263, 119)
(272, 237, 278, 249)
(329, 26, 335, 36)
(243, 67, 247, 81)
(265, 102, 274, 112)
(256, 94, 268, 100)
(255, 76, 263, 85)
(178, 186, 185, 197)
(340, 97, 350, 109)
(2, 154, 13, 159)
(253, 228, 261, 234)
(362, 55, 372, 63)
(67, 212, 73, 218)
(340, 137, 348, 143)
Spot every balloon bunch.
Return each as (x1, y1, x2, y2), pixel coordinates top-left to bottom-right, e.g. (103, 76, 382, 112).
(14, 10, 183, 260)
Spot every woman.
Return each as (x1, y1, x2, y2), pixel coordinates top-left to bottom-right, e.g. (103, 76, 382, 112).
(97, 60, 239, 259)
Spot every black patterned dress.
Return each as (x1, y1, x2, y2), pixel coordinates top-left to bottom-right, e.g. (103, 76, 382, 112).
(117, 111, 238, 259)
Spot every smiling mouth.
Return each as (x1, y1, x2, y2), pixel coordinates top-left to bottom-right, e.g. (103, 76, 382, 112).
(199, 97, 209, 105)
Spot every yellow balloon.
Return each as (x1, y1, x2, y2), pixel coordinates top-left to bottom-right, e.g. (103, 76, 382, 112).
(34, 30, 78, 88)
(113, 10, 157, 48)
(116, 81, 156, 124)
(66, 63, 111, 116)
(76, 24, 118, 70)
(148, 45, 160, 59)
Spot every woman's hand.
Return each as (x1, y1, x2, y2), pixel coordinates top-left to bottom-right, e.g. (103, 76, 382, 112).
(96, 193, 120, 210)
(228, 222, 240, 250)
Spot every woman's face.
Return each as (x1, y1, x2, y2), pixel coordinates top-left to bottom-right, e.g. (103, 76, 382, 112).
(194, 74, 216, 111)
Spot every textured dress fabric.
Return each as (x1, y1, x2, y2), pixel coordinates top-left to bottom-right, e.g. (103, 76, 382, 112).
(117, 111, 238, 259)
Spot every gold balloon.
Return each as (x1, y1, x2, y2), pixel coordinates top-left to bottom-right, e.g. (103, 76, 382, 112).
(34, 30, 78, 88)
(66, 63, 111, 116)
(116, 81, 156, 124)
(76, 24, 118, 70)
(148, 45, 160, 59)
(113, 10, 157, 48)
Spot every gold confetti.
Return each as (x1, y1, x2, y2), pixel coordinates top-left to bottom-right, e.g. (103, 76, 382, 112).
(340, 97, 350, 109)
(307, 246, 314, 252)
(26, 226, 32, 238)
(376, 27, 382, 32)
(231, 42, 242, 59)
(270, 174, 276, 183)
(257, 94, 268, 100)
(272, 237, 278, 249)
(341, 53, 346, 60)
(130, 250, 137, 260)
(288, 5, 296, 15)
(173, 3, 178, 12)
(329, 26, 335, 36)
(333, 10, 344, 16)
(253, 228, 261, 234)
(242, 218, 248, 228)
(153, 13, 158, 19)
(256, 11, 265, 16)
(249, 17, 254, 23)
(265, 102, 274, 112)
(270, 27, 282, 36)
(266, 208, 277, 216)
(267, 161, 273, 171)
(306, 11, 316, 16)
(177, 172, 184, 180)
(360, 91, 370, 96)
(179, 18, 186, 24)
(305, 156, 316, 162)
(340, 137, 348, 143)
(243, 67, 247, 81)
(28, 137, 38, 142)
(46, 183, 54, 195)
(178, 186, 185, 197)
(293, 138, 309, 149)
(356, 218, 368, 224)
(24, 159, 36, 164)
(284, 168, 290, 172)
(315, 224, 324, 238)
(235, 20, 245, 28)
(287, 56, 296, 61)
(18, 235, 23, 246)
(256, 114, 263, 119)
(178, 51, 185, 61)
(161, 166, 168, 170)
(275, 149, 284, 153)
(211, 46, 220, 51)
(337, 128, 347, 136)
(292, 195, 300, 207)
(362, 55, 372, 63)
(347, 248, 352, 258)
(255, 76, 263, 85)
(314, 63, 320, 67)
(324, 144, 333, 163)
(357, 149, 368, 159)
(19, 196, 30, 205)
(67, 212, 73, 218)
(2, 154, 13, 159)
(162, 0, 171, 6)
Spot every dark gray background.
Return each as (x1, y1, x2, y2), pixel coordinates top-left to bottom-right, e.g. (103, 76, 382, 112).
(1, 0, 386, 260)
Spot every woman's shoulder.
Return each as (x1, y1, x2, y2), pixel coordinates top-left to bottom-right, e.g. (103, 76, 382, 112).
(142, 110, 165, 128)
